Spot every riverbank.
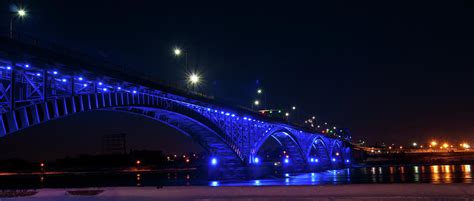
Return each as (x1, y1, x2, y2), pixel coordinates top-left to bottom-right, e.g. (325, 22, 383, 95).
(3, 184, 474, 200)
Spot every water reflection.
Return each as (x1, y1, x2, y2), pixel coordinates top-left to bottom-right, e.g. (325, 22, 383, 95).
(217, 164, 474, 186)
(0, 164, 472, 188)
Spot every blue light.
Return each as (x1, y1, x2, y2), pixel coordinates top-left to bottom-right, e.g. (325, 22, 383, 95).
(83, 83, 88, 87)
(62, 78, 67, 82)
(231, 114, 235, 117)
(254, 157, 260, 164)
(6, 66, 11, 70)
(133, 90, 137, 94)
(25, 64, 29, 68)
(211, 158, 217, 165)
(225, 112, 230, 116)
(243, 117, 248, 120)
(284, 173, 289, 177)
(207, 108, 211, 111)
(210, 181, 219, 187)
(248, 118, 252, 121)
(311, 172, 315, 177)
(310, 158, 314, 163)
(284, 158, 289, 164)
(285, 178, 290, 183)
(315, 158, 319, 163)
(103, 88, 107, 92)
(36, 73, 41, 77)
(214, 110, 218, 113)
(78, 77, 83, 81)
(98, 82, 103, 86)
(346, 159, 350, 163)
(53, 71, 58, 75)
(117, 87, 121, 90)
(220, 111, 224, 114)
(254, 180, 260, 185)
(332, 158, 336, 162)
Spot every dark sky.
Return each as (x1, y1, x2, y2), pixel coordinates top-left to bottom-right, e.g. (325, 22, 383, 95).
(1, 0, 474, 160)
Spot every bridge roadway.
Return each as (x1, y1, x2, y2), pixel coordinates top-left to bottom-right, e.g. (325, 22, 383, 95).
(0, 35, 351, 176)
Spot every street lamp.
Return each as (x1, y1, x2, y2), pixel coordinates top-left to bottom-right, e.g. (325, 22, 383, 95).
(173, 47, 188, 69)
(292, 106, 296, 110)
(257, 89, 262, 94)
(254, 100, 260, 106)
(10, 8, 27, 39)
(188, 73, 200, 85)
(173, 48, 181, 56)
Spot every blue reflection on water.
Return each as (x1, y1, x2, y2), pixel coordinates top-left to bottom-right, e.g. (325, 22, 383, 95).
(214, 165, 474, 186)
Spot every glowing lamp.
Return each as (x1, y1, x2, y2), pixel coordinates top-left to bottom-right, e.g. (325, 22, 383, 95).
(211, 158, 217, 165)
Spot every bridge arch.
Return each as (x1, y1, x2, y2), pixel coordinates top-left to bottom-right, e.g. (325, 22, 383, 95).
(253, 127, 306, 167)
(307, 136, 330, 164)
(330, 140, 344, 162)
(0, 92, 244, 166)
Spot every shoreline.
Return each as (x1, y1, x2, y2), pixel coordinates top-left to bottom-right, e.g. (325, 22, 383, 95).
(3, 184, 474, 200)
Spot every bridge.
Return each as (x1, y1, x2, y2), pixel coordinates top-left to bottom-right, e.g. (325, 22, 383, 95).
(0, 35, 351, 177)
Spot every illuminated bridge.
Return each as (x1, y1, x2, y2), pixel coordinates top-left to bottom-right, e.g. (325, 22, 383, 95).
(0, 36, 351, 177)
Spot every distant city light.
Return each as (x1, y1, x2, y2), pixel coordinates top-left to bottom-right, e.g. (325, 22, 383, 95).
(53, 71, 58, 75)
(6, 66, 11, 70)
(254, 157, 260, 164)
(285, 112, 289, 117)
(443, 143, 449, 149)
(332, 158, 336, 162)
(284, 158, 289, 163)
(431, 141, 438, 146)
(257, 89, 262, 94)
(62, 78, 67, 82)
(103, 88, 107, 92)
(412, 142, 418, 147)
(78, 77, 83, 81)
(98, 82, 103, 86)
(117, 87, 121, 90)
(292, 106, 296, 110)
(133, 90, 137, 94)
(83, 84, 88, 87)
(136, 160, 141, 165)
(25, 64, 29, 68)
(36, 73, 41, 76)
(346, 159, 350, 163)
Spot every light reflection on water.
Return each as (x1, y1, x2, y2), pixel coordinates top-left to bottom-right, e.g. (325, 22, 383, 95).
(216, 164, 474, 186)
(1, 164, 473, 188)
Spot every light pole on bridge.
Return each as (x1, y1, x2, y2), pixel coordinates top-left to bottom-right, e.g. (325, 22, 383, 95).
(10, 8, 27, 39)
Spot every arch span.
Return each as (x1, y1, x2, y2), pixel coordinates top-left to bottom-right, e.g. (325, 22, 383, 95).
(254, 128, 306, 167)
(0, 92, 243, 165)
(307, 137, 330, 164)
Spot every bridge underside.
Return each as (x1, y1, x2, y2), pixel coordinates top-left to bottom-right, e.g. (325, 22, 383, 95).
(107, 106, 243, 167)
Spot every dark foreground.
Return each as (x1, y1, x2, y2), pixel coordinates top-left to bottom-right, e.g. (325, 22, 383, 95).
(2, 184, 474, 201)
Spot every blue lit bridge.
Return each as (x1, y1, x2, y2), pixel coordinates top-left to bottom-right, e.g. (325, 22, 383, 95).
(0, 36, 351, 177)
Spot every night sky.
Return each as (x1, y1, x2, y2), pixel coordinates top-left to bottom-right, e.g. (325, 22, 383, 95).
(1, 1, 474, 160)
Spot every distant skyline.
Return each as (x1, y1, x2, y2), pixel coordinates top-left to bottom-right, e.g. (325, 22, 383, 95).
(1, 0, 473, 159)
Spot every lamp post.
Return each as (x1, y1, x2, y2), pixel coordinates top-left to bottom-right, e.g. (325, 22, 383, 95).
(257, 88, 267, 109)
(10, 8, 27, 39)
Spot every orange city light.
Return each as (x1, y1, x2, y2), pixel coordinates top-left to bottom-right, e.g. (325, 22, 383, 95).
(443, 143, 449, 148)
(430, 141, 437, 146)
(136, 160, 141, 165)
